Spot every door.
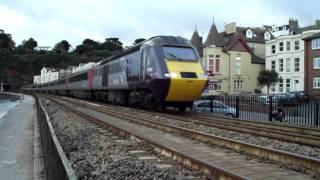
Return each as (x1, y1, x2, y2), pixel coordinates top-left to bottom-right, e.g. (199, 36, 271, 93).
(140, 49, 148, 81)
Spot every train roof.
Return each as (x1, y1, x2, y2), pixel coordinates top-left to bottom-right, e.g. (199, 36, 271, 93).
(100, 36, 191, 65)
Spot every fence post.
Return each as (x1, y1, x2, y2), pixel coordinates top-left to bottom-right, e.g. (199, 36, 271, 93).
(210, 98, 213, 113)
(236, 96, 240, 118)
(315, 103, 319, 126)
(268, 96, 273, 121)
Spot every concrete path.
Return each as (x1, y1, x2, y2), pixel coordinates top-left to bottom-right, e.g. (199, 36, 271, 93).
(0, 94, 42, 180)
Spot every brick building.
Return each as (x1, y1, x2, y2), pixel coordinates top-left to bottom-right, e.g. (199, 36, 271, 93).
(303, 32, 320, 100)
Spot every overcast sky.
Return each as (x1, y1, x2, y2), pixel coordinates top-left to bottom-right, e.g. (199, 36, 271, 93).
(1, 0, 319, 48)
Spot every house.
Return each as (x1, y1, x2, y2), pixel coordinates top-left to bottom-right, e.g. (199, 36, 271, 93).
(195, 18, 270, 95)
(303, 32, 320, 100)
(39, 67, 59, 84)
(264, 30, 320, 94)
(33, 75, 41, 84)
(271, 18, 320, 37)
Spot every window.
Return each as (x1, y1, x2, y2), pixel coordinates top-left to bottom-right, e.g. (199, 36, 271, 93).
(234, 79, 243, 90)
(286, 79, 290, 92)
(313, 77, 320, 89)
(312, 38, 320, 50)
(279, 42, 284, 51)
(163, 46, 197, 61)
(207, 55, 220, 74)
(208, 80, 222, 90)
(215, 55, 220, 73)
(264, 32, 270, 40)
(271, 45, 276, 54)
(235, 61, 241, 75)
(271, 60, 276, 71)
(286, 41, 290, 51)
(279, 59, 283, 72)
(286, 58, 290, 72)
(294, 40, 300, 50)
(271, 84, 275, 92)
(294, 58, 300, 72)
(279, 79, 283, 92)
(314, 57, 320, 69)
(246, 29, 252, 38)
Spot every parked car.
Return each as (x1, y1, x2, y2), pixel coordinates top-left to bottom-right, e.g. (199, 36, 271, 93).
(257, 95, 278, 105)
(193, 100, 236, 117)
(292, 91, 309, 102)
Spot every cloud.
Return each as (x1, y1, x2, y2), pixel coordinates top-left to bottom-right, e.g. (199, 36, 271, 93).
(1, 0, 320, 48)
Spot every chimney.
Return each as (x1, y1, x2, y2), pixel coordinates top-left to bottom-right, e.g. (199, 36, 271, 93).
(225, 22, 236, 34)
(289, 18, 299, 33)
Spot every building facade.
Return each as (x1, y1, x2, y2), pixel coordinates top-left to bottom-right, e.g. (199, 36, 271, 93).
(265, 30, 320, 94)
(192, 18, 269, 95)
(303, 32, 320, 100)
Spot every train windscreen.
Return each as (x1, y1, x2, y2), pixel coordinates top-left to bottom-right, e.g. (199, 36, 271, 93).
(163, 46, 197, 61)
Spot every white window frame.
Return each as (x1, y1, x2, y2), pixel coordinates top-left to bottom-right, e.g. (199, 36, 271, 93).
(312, 38, 320, 50)
(294, 40, 300, 50)
(207, 56, 220, 74)
(279, 59, 284, 72)
(313, 57, 320, 69)
(235, 61, 241, 75)
(279, 79, 284, 92)
(279, 42, 284, 51)
(264, 32, 270, 40)
(286, 79, 290, 92)
(286, 58, 290, 72)
(294, 58, 300, 72)
(271, 45, 276, 54)
(313, 77, 320, 89)
(286, 41, 290, 51)
(246, 29, 253, 38)
(271, 60, 276, 71)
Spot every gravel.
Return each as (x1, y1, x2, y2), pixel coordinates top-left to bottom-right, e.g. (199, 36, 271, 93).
(42, 99, 205, 180)
(149, 115, 320, 159)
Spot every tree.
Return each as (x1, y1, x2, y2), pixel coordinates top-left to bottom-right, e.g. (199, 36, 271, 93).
(22, 38, 37, 53)
(0, 33, 15, 54)
(53, 40, 71, 53)
(257, 70, 279, 94)
(100, 38, 123, 52)
(74, 44, 89, 55)
(133, 38, 146, 45)
(83, 39, 99, 50)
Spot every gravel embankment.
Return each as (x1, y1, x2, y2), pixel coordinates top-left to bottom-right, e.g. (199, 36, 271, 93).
(43, 99, 205, 180)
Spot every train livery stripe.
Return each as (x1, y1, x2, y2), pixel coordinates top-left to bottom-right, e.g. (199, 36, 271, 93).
(165, 60, 207, 102)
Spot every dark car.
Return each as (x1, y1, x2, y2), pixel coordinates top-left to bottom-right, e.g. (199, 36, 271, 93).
(292, 91, 309, 102)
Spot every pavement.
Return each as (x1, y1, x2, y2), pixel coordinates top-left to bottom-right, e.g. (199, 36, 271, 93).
(0, 94, 44, 180)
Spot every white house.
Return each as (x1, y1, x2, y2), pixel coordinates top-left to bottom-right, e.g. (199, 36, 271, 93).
(33, 75, 41, 84)
(38, 67, 59, 84)
(264, 30, 320, 94)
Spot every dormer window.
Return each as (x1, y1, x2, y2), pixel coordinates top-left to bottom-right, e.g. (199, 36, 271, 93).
(264, 32, 270, 40)
(246, 29, 253, 38)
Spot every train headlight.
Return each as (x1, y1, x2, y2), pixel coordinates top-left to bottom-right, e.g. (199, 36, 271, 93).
(164, 72, 178, 78)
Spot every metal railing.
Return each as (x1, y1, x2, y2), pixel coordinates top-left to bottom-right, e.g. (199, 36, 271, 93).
(199, 95, 320, 127)
(35, 94, 77, 180)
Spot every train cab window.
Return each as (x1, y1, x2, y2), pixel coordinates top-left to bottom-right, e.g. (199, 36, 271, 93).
(163, 46, 197, 61)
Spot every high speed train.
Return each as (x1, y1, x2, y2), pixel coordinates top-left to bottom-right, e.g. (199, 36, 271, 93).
(23, 36, 208, 111)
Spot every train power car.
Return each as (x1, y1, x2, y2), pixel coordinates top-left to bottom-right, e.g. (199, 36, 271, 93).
(23, 36, 208, 111)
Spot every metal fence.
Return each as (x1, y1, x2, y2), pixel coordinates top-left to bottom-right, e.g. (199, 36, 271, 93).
(199, 95, 320, 127)
(35, 94, 77, 180)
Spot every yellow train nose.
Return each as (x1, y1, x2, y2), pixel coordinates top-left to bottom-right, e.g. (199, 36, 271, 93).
(164, 60, 207, 102)
(165, 78, 207, 101)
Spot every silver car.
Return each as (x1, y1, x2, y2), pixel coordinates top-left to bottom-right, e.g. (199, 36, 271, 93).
(193, 100, 236, 117)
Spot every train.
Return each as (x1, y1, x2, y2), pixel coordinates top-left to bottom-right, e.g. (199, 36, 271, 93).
(23, 36, 208, 111)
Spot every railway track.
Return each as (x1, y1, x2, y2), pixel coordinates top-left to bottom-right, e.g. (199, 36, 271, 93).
(43, 94, 320, 179)
(61, 95, 320, 148)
